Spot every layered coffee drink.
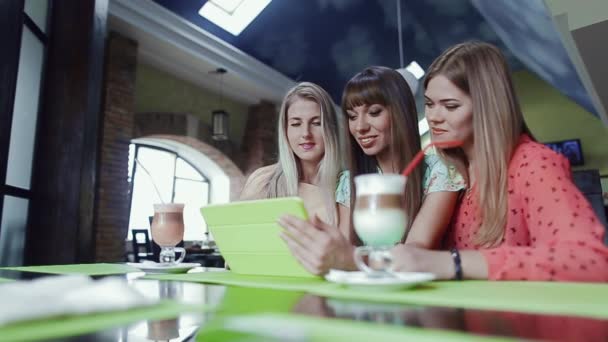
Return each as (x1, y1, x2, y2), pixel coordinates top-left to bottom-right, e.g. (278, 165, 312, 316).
(353, 174, 407, 247)
(151, 203, 185, 247)
(353, 174, 407, 277)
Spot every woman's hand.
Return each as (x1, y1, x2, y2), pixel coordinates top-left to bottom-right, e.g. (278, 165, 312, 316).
(390, 245, 489, 280)
(278, 214, 356, 275)
(390, 244, 454, 280)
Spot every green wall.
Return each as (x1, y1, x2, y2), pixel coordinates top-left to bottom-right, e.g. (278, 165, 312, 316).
(135, 63, 249, 146)
(513, 70, 608, 177)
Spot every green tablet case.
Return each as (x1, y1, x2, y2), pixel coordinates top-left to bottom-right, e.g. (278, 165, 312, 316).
(201, 197, 316, 278)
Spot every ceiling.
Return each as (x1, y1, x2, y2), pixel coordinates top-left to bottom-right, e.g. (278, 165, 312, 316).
(147, 0, 598, 117)
(151, 0, 522, 100)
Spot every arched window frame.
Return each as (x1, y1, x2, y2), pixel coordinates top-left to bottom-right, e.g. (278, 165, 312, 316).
(127, 143, 211, 241)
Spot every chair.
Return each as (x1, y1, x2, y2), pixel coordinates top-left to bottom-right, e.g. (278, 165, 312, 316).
(131, 229, 154, 262)
(572, 170, 608, 245)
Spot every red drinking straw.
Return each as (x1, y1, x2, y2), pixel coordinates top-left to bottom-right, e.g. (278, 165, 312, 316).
(401, 140, 463, 177)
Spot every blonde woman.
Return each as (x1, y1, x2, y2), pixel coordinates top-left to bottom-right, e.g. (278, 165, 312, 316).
(390, 41, 608, 281)
(278, 67, 465, 275)
(240, 82, 348, 233)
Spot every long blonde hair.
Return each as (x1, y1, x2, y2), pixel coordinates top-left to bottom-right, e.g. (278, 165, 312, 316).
(267, 82, 341, 226)
(342, 66, 424, 245)
(424, 41, 530, 247)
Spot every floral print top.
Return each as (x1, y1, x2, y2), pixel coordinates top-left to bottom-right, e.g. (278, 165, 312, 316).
(335, 154, 465, 207)
(444, 135, 608, 282)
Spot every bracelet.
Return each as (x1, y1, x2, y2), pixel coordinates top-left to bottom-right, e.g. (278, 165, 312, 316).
(450, 248, 463, 280)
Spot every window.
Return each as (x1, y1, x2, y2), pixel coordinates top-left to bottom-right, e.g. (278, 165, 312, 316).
(0, 0, 49, 266)
(127, 144, 209, 241)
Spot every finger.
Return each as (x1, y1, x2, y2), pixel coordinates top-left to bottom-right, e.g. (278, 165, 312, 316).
(311, 215, 329, 228)
(280, 233, 318, 260)
(312, 215, 342, 240)
(389, 245, 414, 272)
(280, 221, 317, 248)
(282, 227, 336, 272)
(279, 215, 309, 233)
(280, 233, 322, 275)
(291, 246, 322, 275)
(279, 215, 320, 241)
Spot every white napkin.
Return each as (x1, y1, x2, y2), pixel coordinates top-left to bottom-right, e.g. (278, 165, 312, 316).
(0, 275, 157, 326)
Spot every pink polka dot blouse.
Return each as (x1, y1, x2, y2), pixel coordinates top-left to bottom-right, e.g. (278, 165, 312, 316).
(445, 135, 608, 282)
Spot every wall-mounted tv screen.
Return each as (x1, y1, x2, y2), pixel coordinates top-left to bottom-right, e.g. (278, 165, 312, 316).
(544, 139, 584, 166)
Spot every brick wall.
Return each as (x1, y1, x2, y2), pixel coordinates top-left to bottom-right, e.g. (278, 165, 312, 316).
(240, 100, 279, 175)
(134, 111, 243, 160)
(132, 110, 247, 200)
(134, 112, 188, 137)
(148, 134, 245, 201)
(94, 33, 137, 262)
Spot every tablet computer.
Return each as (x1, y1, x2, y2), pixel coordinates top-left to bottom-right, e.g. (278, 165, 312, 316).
(200, 197, 316, 278)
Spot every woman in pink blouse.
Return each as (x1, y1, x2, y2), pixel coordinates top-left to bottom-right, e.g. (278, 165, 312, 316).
(391, 41, 608, 282)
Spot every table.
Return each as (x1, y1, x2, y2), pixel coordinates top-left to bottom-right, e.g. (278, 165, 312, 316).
(0, 264, 607, 341)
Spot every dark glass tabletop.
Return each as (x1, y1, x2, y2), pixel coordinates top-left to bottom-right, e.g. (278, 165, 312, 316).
(1, 268, 606, 341)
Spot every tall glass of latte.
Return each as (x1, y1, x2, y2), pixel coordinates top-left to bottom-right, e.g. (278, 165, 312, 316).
(151, 203, 186, 265)
(353, 174, 407, 276)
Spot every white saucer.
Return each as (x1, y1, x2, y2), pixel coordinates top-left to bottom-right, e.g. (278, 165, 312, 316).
(325, 270, 435, 291)
(127, 262, 201, 274)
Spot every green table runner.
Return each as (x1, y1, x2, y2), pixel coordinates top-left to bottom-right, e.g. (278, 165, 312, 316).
(146, 272, 608, 319)
(1, 263, 140, 276)
(197, 313, 514, 342)
(216, 286, 306, 316)
(0, 301, 200, 342)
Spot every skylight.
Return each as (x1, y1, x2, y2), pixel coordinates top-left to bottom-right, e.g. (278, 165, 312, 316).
(210, 0, 244, 13)
(198, 0, 271, 36)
